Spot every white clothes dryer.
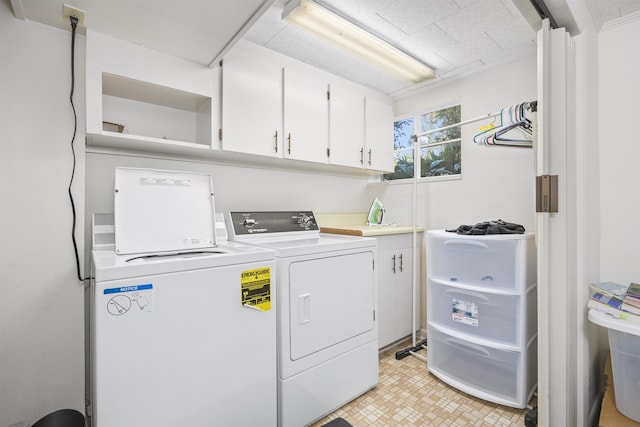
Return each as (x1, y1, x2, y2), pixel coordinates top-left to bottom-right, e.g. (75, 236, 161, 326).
(226, 211, 379, 427)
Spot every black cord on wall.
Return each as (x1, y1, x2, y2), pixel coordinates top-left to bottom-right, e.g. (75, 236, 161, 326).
(68, 15, 86, 282)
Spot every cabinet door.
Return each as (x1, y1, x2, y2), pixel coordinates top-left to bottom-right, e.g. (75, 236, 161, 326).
(365, 97, 394, 172)
(221, 45, 282, 157)
(377, 234, 421, 349)
(329, 84, 365, 168)
(395, 248, 414, 339)
(377, 248, 398, 348)
(283, 67, 329, 163)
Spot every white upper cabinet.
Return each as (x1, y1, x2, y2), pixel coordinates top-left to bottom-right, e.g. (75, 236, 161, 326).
(365, 97, 394, 172)
(329, 84, 365, 168)
(85, 30, 214, 155)
(283, 67, 329, 163)
(221, 42, 283, 157)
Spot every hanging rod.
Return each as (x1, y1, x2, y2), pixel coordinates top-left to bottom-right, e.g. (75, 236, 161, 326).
(411, 111, 501, 141)
(411, 100, 537, 148)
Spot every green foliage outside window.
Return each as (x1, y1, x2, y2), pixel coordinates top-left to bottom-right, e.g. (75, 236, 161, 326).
(384, 105, 461, 180)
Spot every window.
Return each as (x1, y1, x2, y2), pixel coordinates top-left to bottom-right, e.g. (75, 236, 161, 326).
(384, 105, 461, 181)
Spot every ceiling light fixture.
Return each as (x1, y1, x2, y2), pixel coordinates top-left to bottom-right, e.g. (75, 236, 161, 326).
(282, 0, 436, 83)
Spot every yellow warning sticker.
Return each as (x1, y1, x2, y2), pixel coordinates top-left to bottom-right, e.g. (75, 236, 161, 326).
(241, 267, 271, 311)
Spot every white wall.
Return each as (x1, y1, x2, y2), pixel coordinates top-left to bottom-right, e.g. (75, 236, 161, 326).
(598, 15, 640, 284)
(0, 4, 86, 425)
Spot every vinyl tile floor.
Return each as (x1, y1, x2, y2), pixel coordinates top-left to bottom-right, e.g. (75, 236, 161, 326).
(311, 339, 535, 427)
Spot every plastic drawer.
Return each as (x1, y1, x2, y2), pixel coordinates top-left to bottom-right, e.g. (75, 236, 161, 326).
(426, 231, 535, 292)
(427, 325, 524, 407)
(428, 280, 522, 346)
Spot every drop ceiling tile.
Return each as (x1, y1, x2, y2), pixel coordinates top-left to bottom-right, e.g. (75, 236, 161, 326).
(377, 0, 461, 35)
(436, 0, 514, 43)
(243, 2, 288, 45)
(407, 23, 460, 67)
(597, 0, 640, 22)
(306, 47, 361, 75)
(265, 26, 322, 62)
(320, 0, 395, 22)
(485, 17, 535, 50)
(436, 32, 502, 67)
(480, 42, 536, 69)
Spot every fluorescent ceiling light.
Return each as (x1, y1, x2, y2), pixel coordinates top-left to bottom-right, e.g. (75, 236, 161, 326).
(282, 0, 436, 83)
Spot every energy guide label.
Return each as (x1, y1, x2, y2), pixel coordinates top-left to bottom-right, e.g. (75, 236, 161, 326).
(241, 267, 271, 311)
(452, 298, 478, 327)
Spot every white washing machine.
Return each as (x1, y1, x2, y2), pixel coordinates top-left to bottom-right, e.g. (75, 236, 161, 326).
(226, 211, 379, 427)
(89, 169, 277, 427)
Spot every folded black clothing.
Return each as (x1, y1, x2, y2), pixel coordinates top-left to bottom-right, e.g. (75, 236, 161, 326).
(446, 219, 525, 235)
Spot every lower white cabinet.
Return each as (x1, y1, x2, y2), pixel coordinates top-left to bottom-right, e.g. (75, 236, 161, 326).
(377, 233, 422, 348)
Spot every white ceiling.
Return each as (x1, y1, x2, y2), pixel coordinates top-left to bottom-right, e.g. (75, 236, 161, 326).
(8, 0, 640, 97)
(245, 0, 539, 96)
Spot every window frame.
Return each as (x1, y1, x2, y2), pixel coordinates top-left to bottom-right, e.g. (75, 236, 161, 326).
(384, 104, 462, 182)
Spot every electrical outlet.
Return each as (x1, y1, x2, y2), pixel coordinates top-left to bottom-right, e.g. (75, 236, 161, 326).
(63, 4, 86, 27)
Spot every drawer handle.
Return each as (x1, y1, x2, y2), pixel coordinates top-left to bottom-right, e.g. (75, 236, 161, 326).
(444, 240, 489, 251)
(445, 337, 491, 357)
(444, 289, 490, 303)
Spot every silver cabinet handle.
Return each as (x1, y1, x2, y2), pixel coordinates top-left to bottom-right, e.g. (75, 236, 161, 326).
(288, 133, 292, 154)
(368, 149, 372, 166)
(399, 253, 403, 272)
(274, 130, 278, 153)
(360, 148, 364, 164)
(392, 254, 396, 273)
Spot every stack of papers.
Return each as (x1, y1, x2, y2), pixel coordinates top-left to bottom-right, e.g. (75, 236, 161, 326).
(589, 282, 640, 323)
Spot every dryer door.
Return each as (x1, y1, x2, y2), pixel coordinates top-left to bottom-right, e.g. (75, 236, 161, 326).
(289, 250, 375, 360)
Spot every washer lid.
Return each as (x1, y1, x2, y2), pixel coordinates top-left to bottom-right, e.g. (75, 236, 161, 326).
(114, 168, 216, 255)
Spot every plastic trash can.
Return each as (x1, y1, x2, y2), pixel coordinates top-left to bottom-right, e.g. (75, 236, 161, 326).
(589, 309, 640, 422)
(32, 409, 84, 427)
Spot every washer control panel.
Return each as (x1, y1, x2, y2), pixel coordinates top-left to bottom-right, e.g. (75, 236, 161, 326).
(226, 211, 319, 237)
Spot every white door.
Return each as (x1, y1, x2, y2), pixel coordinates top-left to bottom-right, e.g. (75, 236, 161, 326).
(536, 18, 576, 427)
(288, 251, 375, 360)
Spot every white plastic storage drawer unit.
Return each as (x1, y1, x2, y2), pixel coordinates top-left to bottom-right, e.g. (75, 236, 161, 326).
(426, 230, 537, 409)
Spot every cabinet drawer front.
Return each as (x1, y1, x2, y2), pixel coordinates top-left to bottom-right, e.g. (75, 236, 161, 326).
(427, 280, 521, 346)
(427, 325, 522, 406)
(427, 232, 533, 291)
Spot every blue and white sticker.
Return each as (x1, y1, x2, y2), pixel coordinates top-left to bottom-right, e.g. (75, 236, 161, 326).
(104, 284, 153, 315)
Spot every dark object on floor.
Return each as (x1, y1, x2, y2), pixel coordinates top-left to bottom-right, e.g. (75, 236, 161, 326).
(322, 417, 353, 427)
(524, 406, 538, 427)
(446, 219, 525, 235)
(32, 409, 85, 427)
(395, 338, 428, 360)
